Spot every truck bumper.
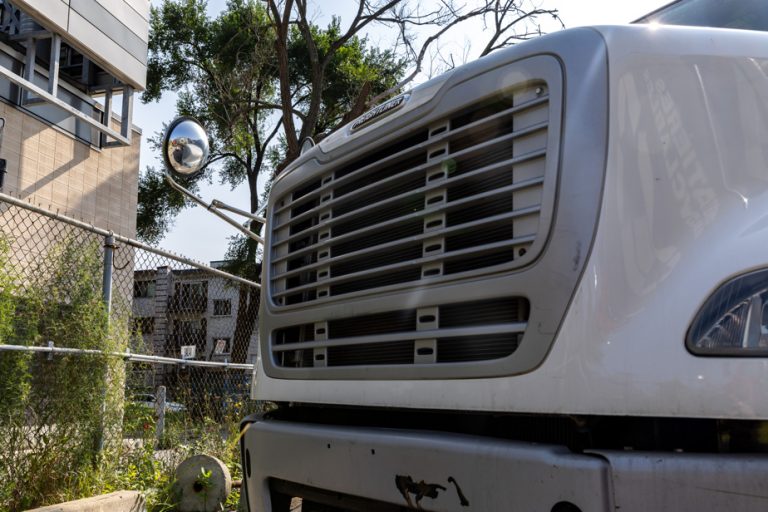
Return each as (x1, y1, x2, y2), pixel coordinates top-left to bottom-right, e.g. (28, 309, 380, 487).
(240, 415, 768, 511)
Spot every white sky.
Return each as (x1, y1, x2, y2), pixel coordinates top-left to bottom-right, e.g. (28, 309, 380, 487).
(134, 0, 669, 264)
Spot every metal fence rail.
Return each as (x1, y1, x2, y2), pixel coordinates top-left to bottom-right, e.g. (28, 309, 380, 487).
(0, 343, 256, 370)
(0, 191, 260, 288)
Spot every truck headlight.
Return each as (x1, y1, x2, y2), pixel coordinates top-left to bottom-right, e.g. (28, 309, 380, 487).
(688, 269, 768, 355)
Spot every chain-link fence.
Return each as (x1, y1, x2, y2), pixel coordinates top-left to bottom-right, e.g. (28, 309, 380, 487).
(0, 192, 262, 511)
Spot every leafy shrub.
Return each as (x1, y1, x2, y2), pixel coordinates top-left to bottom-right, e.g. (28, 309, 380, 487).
(0, 234, 129, 510)
(0, 233, 254, 510)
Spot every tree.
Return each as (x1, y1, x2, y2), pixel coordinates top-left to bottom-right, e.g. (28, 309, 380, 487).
(140, 0, 562, 361)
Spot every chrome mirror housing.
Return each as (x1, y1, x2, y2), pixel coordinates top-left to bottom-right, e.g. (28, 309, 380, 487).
(162, 116, 210, 176)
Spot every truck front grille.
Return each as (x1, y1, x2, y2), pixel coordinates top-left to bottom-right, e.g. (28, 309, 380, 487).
(270, 82, 551, 306)
(273, 297, 529, 368)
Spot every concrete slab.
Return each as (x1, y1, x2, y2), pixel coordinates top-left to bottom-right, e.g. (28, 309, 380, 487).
(25, 491, 145, 512)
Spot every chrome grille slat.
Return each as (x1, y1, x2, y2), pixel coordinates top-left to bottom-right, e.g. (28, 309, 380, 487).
(270, 80, 555, 380)
(273, 95, 549, 217)
(274, 235, 536, 299)
(272, 153, 546, 251)
(273, 121, 548, 231)
(273, 207, 540, 281)
(272, 323, 528, 352)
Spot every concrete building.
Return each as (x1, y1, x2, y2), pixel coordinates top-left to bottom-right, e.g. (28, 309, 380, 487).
(132, 262, 260, 364)
(0, 0, 148, 237)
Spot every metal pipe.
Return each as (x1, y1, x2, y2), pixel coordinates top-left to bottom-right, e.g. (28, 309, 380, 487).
(210, 199, 266, 224)
(0, 344, 256, 370)
(155, 385, 166, 447)
(102, 234, 114, 315)
(0, 191, 260, 289)
(48, 34, 60, 96)
(0, 64, 130, 145)
(164, 173, 265, 245)
(96, 234, 116, 455)
(0, 118, 5, 189)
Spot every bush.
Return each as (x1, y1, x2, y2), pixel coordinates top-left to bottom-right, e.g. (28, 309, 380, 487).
(0, 234, 129, 510)
(0, 232, 254, 510)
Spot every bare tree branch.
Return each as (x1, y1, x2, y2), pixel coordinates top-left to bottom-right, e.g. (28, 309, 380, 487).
(368, 1, 494, 105)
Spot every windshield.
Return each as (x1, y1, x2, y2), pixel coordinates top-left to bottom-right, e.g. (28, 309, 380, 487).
(636, 0, 768, 31)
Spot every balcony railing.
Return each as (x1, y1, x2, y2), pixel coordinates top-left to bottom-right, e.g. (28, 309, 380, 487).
(168, 293, 207, 313)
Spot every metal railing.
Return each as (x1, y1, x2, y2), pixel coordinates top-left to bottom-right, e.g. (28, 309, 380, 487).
(0, 343, 255, 370)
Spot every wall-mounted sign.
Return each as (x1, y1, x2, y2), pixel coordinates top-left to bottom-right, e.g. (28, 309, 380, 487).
(180, 345, 196, 360)
(214, 338, 229, 355)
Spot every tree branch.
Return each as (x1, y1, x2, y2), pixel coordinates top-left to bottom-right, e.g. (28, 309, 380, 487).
(268, 0, 300, 161)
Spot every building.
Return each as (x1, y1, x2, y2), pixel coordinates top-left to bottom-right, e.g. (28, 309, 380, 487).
(132, 262, 260, 365)
(0, 0, 148, 237)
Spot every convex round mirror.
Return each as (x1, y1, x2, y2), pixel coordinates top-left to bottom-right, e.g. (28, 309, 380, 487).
(162, 116, 210, 176)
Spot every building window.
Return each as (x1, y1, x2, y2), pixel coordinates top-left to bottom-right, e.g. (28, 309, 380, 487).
(131, 317, 154, 335)
(636, 0, 768, 31)
(173, 281, 207, 313)
(177, 281, 205, 296)
(213, 337, 231, 355)
(213, 299, 231, 316)
(175, 318, 204, 334)
(134, 280, 155, 298)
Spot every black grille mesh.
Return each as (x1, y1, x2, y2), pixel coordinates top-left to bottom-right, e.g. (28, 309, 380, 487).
(274, 297, 529, 368)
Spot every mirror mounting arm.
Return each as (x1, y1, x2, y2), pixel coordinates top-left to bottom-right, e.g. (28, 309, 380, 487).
(163, 172, 265, 245)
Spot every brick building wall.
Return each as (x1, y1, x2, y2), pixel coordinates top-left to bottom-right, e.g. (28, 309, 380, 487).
(0, 101, 140, 237)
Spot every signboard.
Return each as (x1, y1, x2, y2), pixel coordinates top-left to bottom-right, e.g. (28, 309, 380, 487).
(180, 345, 196, 360)
(213, 339, 229, 355)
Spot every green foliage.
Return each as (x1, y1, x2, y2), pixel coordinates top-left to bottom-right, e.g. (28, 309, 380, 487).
(138, 0, 406, 246)
(143, 0, 212, 104)
(139, 0, 276, 243)
(0, 232, 258, 510)
(0, 234, 129, 510)
(0, 236, 34, 417)
(137, 165, 201, 245)
(0, 236, 15, 340)
(287, 18, 405, 134)
(222, 233, 260, 281)
(116, 395, 248, 512)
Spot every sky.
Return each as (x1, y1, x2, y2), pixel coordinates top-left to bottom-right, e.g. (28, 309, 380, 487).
(133, 0, 670, 264)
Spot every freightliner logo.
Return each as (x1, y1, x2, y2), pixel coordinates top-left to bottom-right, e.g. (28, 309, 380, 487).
(351, 94, 408, 130)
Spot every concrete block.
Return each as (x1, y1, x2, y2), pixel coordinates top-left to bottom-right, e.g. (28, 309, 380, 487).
(173, 454, 232, 512)
(25, 491, 146, 512)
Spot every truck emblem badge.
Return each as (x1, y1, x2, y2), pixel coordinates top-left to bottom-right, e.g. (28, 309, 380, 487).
(351, 94, 408, 130)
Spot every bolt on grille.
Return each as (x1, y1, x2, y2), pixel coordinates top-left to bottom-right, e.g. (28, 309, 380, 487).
(270, 82, 552, 306)
(273, 297, 529, 368)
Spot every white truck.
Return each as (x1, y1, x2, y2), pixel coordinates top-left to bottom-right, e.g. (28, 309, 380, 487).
(231, 2, 768, 510)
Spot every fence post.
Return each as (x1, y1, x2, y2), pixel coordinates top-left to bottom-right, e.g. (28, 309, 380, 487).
(95, 234, 115, 457)
(156, 385, 166, 447)
(102, 234, 115, 315)
(0, 118, 6, 189)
